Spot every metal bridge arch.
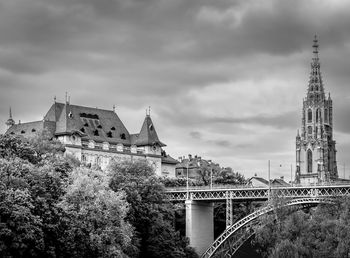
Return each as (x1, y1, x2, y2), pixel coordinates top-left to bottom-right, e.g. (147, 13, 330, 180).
(201, 197, 333, 258)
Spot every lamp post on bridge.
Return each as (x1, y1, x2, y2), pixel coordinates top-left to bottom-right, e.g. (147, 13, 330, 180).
(186, 161, 189, 200)
(268, 160, 271, 202)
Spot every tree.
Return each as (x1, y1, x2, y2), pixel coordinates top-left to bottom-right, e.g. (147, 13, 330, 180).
(253, 197, 350, 258)
(108, 160, 198, 258)
(59, 167, 134, 258)
(0, 188, 44, 257)
(214, 168, 247, 185)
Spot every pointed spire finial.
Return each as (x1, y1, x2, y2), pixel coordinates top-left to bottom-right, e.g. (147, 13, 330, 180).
(148, 106, 151, 116)
(113, 105, 116, 112)
(65, 92, 68, 104)
(313, 34, 319, 59)
(54, 96, 56, 103)
(6, 106, 15, 128)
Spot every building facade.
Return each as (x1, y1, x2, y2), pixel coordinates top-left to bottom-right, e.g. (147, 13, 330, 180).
(5, 101, 177, 177)
(295, 36, 338, 185)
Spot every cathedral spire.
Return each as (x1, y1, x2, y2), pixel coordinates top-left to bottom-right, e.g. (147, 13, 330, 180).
(307, 35, 325, 101)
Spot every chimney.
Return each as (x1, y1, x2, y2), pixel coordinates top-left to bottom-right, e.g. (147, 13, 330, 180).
(178, 157, 182, 162)
(280, 176, 284, 181)
(188, 154, 192, 160)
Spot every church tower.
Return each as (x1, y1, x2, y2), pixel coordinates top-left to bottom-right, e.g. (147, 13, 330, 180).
(295, 36, 338, 185)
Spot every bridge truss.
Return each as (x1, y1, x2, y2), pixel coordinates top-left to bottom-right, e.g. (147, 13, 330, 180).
(166, 185, 350, 257)
(165, 185, 350, 202)
(200, 197, 334, 258)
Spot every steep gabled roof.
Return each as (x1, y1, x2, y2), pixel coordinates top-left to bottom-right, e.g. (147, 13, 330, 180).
(5, 121, 45, 136)
(53, 102, 131, 145)
(135, 115, 166, 147)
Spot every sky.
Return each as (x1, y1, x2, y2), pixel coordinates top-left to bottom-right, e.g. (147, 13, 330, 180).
(1, 0, 350, 180)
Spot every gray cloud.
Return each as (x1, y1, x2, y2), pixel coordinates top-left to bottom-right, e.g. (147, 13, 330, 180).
(1, 0, 350, 179)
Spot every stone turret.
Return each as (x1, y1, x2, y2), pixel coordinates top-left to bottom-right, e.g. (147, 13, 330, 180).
(5, 107, 15, 128)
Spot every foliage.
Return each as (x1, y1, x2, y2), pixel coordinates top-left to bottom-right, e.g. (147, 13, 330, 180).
(59, 167, 133, 258)
(108, 160, 198, 258)
(213, 168, 247, 185)
(253, 197, 350, 258)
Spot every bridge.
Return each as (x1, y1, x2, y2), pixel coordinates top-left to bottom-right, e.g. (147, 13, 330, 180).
(165, 184, 350, 257)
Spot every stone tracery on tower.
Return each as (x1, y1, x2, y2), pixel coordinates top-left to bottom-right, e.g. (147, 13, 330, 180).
(295, 36, 338, 185)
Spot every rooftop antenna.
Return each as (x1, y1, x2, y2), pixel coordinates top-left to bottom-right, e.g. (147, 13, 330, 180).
(65, 92, 68, 104)
(68, 95, 71, 104)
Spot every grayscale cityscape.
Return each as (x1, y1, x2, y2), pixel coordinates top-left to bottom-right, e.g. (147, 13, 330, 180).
(1, 1, 350, 257)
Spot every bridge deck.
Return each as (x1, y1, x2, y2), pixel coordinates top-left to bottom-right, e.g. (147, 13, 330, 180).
(165, 184, 350, 201)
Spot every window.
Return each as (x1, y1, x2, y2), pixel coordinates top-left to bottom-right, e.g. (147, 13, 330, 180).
(84, 123, 89, 127)
(308, 126, 312, 135)
(111, 127, 116, 131)
(107, 131, 112, 138)
(324, 108, 328, 123)
(120, 133, 126, 140)
(97, 125, 102, 129)
(31, 129, 36, 132)
(80, 128, 85, 133)
(307, 109, 312, 123)
(307, 149, 312, 173)
(94, 130, 99, 136)
(21, 130, 25, 134)
(315, 126, 318, 137)
(316, 108, 319, 122)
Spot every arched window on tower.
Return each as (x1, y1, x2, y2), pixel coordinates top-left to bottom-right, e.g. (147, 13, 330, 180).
(324, 108, 328, 123)
(308, 126, 312, 135)
(315, 126, 318, 138)
(307, 149, 313, 173)
(316, 108, 320, 122)
(308, 109, 312, 123)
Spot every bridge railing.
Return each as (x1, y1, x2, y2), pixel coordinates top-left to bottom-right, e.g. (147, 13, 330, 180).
(165, 181, 350, 192)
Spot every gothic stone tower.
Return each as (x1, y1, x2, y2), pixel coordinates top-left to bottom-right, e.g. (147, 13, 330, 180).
(295, 36, 338, 185)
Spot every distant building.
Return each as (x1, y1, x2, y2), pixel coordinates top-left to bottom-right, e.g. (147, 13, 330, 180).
(175, 154, 220, 179)
(295, 36, 338, 185)
(247, 176, 290, 187)
(5, 101, 177, 177)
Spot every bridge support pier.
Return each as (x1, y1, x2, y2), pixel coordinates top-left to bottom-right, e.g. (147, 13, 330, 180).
(185, 200, 214, 255)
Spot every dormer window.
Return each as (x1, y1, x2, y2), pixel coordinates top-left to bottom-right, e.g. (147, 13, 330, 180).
(120, 133, 126, 140)
(107, 131, 113, 138)
(111, 127, 116, 131)
(97, 125, 102, 129)
(94, 130, 99, 136)
(31, 129, 36, 132)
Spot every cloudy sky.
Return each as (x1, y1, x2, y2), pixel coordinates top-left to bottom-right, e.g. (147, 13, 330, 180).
(1, 0, 350, 180)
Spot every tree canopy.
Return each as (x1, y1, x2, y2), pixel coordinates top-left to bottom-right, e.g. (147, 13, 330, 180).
(253, 197, 350, 258)
(108, 160, 198, 258)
